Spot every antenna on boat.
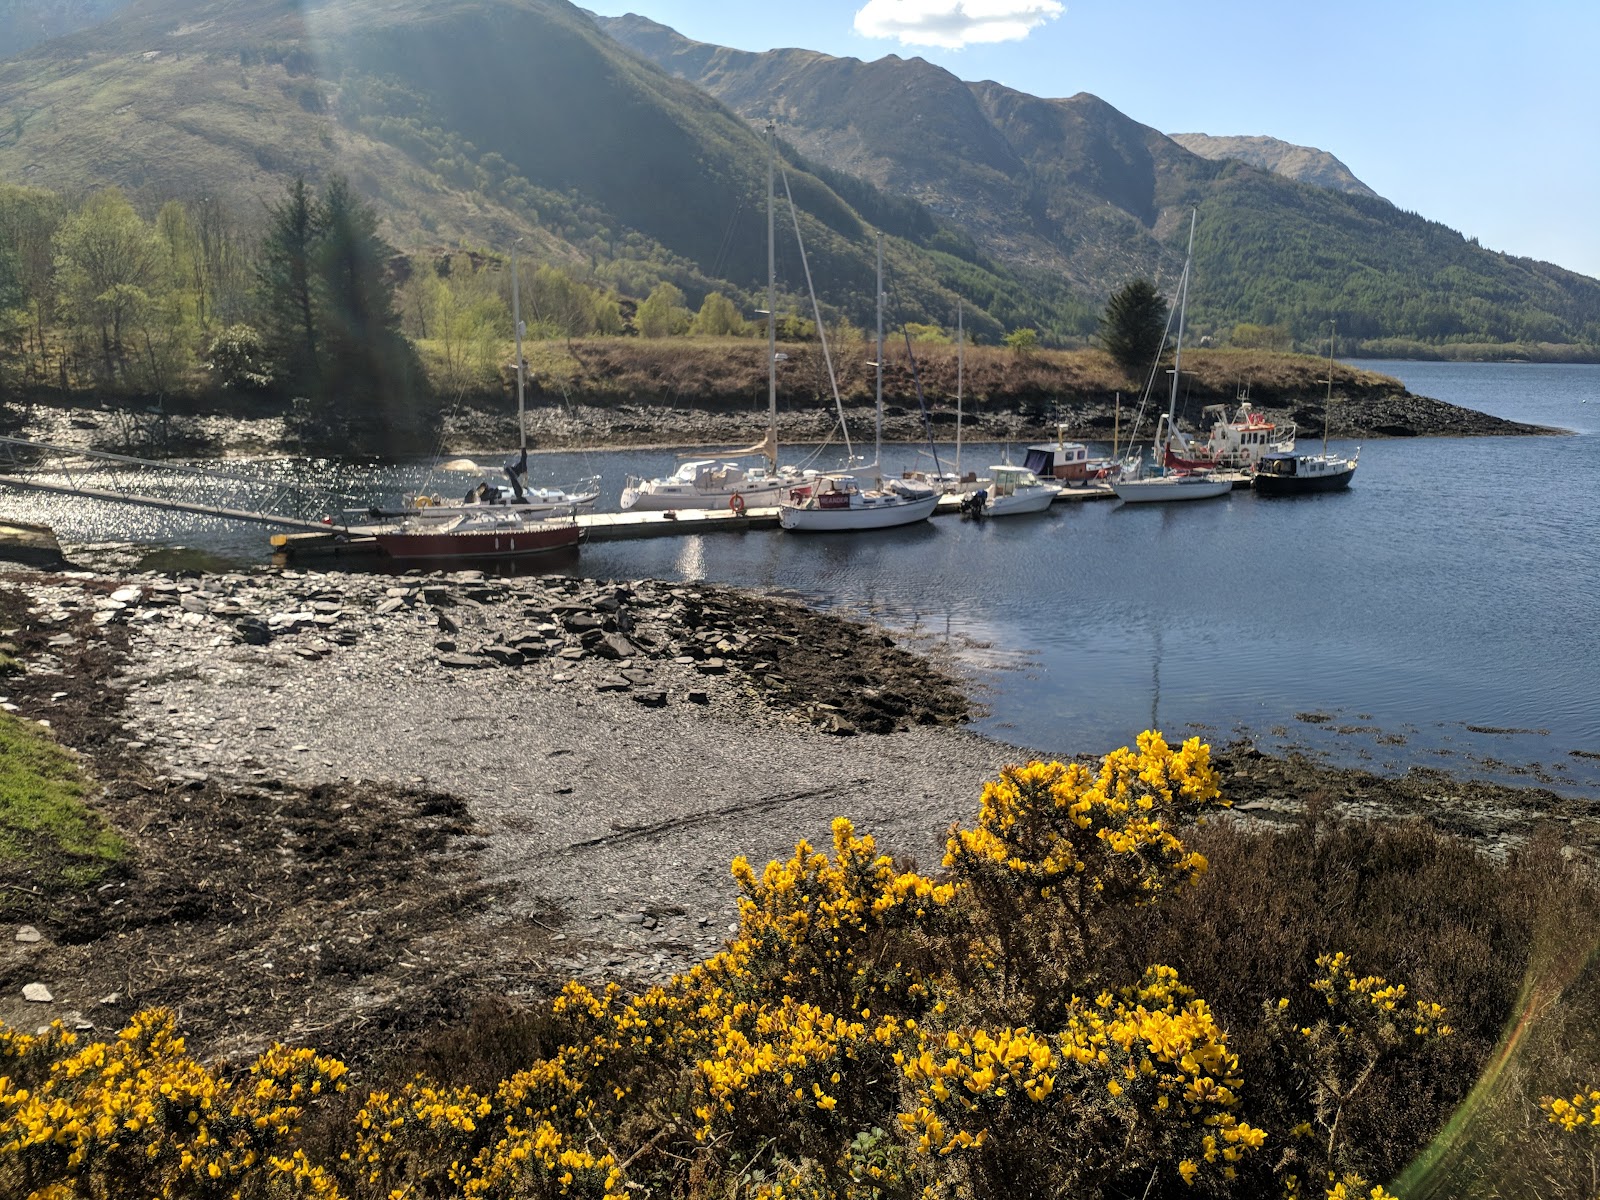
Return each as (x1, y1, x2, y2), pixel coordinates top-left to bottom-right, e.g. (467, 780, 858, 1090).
(1322, 319, 1336, 457)
(875, 232, 884, 484)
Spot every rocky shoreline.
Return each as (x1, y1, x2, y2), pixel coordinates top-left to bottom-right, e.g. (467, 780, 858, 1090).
(9, 379, 1565, 462)
(0, 565, 1593, 1064)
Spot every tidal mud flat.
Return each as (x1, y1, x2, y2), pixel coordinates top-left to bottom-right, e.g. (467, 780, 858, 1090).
(0, 566, 1593, 1064)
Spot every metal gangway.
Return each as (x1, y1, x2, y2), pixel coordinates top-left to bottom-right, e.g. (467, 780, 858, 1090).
(0, 436, 351, 532)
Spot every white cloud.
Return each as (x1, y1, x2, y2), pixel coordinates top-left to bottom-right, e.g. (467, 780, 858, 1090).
(853, 0, 1065, 50)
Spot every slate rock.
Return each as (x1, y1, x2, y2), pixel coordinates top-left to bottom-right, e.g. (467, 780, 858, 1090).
(437, 653, 490, 669)
(594, 633, 638, 661)
(633, 691, 668, 708)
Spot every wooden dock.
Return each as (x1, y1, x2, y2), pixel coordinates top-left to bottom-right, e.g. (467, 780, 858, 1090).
(270, 483, 1122, 560)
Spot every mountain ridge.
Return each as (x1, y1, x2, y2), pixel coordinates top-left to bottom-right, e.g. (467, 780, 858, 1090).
(593, 10, 1600, 347)
(1169, 132, 1380, 199)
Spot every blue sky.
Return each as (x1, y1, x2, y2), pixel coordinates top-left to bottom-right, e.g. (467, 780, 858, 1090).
(583, 0, 1600, 281)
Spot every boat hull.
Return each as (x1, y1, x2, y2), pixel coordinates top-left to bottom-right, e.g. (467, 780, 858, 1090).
(1252, 465, 1357, 495)
(779, 493, 938, 531)
(1113, 476, 1233, 504)
(982, 486, 1061, 516)
(374, 522, 581, 561)
(620, 479, 789, 511)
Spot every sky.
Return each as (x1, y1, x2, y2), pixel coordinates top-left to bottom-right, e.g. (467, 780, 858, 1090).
(581, 0, 1600, 281)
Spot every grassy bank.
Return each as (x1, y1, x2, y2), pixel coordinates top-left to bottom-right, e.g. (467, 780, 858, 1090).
(0, 711, 124, 894)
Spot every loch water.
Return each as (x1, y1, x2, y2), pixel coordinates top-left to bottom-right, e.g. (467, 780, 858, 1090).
(9, 360, 1600, 794)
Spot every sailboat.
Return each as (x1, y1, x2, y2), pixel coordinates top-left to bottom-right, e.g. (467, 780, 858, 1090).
(779, 236, 939, 532)
(1113, 210, 1233, 505)
(373, 242, 581, 561)
(1253, 321, 1360, 495)
(621, 125, 801, 513)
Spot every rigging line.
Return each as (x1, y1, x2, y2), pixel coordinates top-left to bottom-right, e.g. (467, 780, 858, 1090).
(706, 192, 747, 283)
(778, 162, 854, 464)
(1123, 263, 1186, 457)
(900, 328, 945, 480)
(881, 252, 945, 478)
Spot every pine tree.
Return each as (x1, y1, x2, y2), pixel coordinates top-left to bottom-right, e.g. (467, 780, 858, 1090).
(1100, 278, 1169, 382)
(311, 175, 430, 452)
(255, 176, 320, 395)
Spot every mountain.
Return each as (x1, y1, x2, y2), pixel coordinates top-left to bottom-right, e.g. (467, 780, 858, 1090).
(596, 12, 1600, 349)
(0, 0, 134, 58)
(0, 0, 1086, 341)
(1168, 133, 1379, 199)
(2, 0, 1596, 352)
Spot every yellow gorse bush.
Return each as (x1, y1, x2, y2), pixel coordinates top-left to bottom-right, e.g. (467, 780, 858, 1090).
(1541, 1087, 1600, 1133)
(0, 1009, 348, 1198)
(944, 733, 1221, 899)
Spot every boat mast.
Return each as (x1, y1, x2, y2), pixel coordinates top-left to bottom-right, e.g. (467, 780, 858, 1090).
(766, 123, 778, 471)
(1323, 319, 1335, 457)
(955, 299, 964, 479)
(875, 233, 884, 481)
(512, 239, 526, 455)
(1163, 209, 1197, 476)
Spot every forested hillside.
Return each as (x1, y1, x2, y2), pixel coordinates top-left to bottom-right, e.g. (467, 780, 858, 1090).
(0, 0, 1094, 345)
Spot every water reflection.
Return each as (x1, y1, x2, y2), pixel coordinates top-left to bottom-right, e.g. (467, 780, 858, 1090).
(5, 362, 1600, 797)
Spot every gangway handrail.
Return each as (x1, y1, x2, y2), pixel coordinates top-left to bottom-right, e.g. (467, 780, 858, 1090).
(0, 435, 351, 532)
(0, 434, 282, 483)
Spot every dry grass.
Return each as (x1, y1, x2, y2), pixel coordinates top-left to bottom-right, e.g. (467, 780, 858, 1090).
(500, 337, 1405, 413)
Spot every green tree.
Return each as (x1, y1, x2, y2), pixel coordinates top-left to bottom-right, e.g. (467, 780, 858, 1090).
(52, 189, 165, 385)
(1099, 278, 1168, 380)
(417, 259, 506, 399)
(903, 321, 950, 345)
(1002, 326, 1040, 355)
(310, 175, 430, 452)
(690, 291, 746, 337)
(636, 281, 691, 338)
(204, 325, 272, 391)
(1228, 321, 1291, 351)
(525, 264, 616, 344)
(255, 176, 320, 394)
(0, 185, 66, 386)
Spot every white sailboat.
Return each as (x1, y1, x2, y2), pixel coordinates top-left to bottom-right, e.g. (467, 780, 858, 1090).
(621, 125, 801, 513)
(1114, 210, 1233, 505)
(391, 242, 599, 521)
(779, 236, 938, 532)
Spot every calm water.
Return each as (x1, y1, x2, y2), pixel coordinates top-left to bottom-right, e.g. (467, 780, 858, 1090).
(8, 361, 1600, 792)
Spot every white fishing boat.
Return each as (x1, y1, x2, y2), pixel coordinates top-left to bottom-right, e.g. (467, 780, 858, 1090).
(1114, 211, 1233, 507)
(780, 237, 938, 532)
(622, 126, 803, 513)
(963, 462, 1062, 517)
(1161, 392, 1295, 472)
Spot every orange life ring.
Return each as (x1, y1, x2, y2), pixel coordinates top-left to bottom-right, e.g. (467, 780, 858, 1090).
(729, 491, 747, 516)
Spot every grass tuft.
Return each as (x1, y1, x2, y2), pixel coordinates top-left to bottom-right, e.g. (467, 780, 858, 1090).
(0, 711, 125, 888)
